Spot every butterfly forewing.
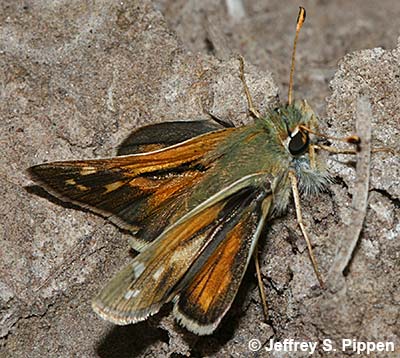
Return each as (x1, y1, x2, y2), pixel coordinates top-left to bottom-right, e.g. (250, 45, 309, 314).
(92, 173, 271, 328)
(28, 128, 234, 250)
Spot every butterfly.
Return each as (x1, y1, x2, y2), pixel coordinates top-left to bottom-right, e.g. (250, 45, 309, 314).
(27, 7, 357, 335)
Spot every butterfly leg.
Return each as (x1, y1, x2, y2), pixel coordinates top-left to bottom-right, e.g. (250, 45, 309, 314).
(288, 171, 325, 288)
(253, 245, 269, 321)
(238, 55, 261, 119)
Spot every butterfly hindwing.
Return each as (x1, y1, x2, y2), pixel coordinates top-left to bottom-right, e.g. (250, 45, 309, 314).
(173, 190, 272, 334)
(117, 120, 224, 155)
(91, 173, 271, 331)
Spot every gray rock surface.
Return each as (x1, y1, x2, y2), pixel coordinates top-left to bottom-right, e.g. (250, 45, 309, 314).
(1, 0, 399, 357)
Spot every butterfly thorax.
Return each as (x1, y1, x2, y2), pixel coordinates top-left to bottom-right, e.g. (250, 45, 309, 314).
(182, 100, 329, 219)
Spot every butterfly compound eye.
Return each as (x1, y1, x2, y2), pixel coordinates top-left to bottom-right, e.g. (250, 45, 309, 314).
(288, 130, 309, 155)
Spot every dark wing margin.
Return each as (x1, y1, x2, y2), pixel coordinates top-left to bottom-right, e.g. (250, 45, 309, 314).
(91, 173, 272, 334)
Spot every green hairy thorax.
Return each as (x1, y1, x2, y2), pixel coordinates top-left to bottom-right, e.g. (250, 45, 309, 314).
(187, 99, 331, 217)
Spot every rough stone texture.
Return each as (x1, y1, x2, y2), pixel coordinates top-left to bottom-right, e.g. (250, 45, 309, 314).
(0, 0, 399, 357)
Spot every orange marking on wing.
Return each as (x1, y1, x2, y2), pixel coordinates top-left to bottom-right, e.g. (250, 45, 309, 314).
(116, 129, 235, 175)
(147, 171, 203, 207)
(46, 129, 233, 179)
(104, 180, 126, 193)
(126, 171, 205, 220)
(187, 222, 244, 312)
(154, 201, 225, 258)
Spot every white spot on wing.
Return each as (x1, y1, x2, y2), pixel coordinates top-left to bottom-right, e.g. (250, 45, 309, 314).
(133, 262, 145, 278)
(124, 289, 140, 300)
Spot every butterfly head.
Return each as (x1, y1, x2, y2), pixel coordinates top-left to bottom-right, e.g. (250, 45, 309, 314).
(268, 99, 318, 157)
(263, 98, 332, 202)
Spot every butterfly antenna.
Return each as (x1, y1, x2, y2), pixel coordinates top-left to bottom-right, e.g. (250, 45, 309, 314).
(288, 7, 306, 105)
